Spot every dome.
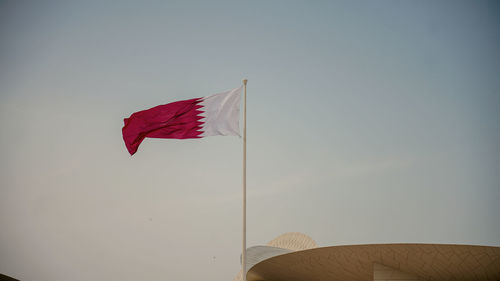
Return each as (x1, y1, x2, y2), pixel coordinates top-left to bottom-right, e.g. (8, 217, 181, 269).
(266, 232, 317, 251)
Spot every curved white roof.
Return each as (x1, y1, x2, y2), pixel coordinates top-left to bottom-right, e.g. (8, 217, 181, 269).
(233, 232, 317, 281)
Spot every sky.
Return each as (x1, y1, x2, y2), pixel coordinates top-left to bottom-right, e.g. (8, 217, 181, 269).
(0, 1, 499, 280)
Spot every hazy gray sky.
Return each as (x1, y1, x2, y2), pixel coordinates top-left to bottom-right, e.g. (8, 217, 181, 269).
(1, 1, 499, 280)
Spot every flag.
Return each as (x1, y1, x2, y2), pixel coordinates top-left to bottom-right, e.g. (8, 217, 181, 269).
(122, 86, 242, 155)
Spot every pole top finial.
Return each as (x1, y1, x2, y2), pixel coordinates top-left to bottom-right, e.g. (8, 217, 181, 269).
(243, 79, 248, 85)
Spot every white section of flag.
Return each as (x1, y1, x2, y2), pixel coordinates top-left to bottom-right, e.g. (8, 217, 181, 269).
(199, 86, 242, 137)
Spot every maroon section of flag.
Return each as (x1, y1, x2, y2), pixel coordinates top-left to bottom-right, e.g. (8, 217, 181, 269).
(122, 97, 204, 155)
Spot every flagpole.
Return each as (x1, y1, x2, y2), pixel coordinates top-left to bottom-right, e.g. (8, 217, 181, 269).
(242, 79, 247, 281)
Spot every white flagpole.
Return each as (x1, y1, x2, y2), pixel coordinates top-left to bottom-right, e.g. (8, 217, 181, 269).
(242, 79, 247, 281)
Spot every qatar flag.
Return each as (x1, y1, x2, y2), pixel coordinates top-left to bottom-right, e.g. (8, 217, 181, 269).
(122, 86, 242, 155)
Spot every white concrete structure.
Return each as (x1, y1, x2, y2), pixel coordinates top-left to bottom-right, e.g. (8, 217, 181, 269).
(233, 233, 500, 281)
